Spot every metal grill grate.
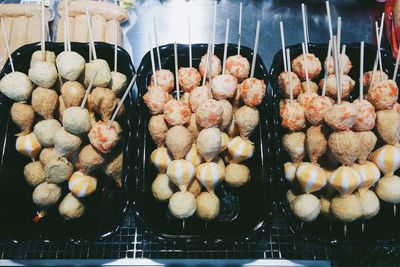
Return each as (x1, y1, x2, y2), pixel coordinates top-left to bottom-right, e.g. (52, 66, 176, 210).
(0, 207, 330, 260)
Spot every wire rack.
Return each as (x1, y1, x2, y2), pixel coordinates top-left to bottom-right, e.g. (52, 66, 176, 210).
(0, 206, 330, 260)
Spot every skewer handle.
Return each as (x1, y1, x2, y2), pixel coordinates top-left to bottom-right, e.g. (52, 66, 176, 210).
(41, 1, 46, 62)
(359, 41, 364, 100)
(81, 71, 98, 109)
(237, 2, 242, 55)
(1, 18, 14, 72)
(222, 19, 230, 75)
(250, 21, 260, 79)
(286, 48, 293, 104)
(153, 17, 162, 70)
(280, 21, 287, 72)
(149, 35, 157, 86)
(174, 42, 180, 100)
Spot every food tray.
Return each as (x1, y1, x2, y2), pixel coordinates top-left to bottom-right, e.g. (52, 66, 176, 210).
(270, 42, 400, 244)
(0, 42, 135, 242)
(133, 43, 274, 244)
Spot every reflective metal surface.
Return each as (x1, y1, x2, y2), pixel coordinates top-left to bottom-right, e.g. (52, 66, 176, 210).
(128, 0, 382, 67)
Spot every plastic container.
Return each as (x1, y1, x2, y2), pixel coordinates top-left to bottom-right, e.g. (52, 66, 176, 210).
(0, 42, 135, 242)
(270, 42, 400, 244)
(133, 43, 274, 244)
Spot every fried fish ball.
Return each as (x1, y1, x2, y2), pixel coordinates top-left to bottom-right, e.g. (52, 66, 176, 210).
(102, 150, 123, 186)
(164, 99, 191, 126)
(357, 190, 380, 219)
(45, 157, 73, 184)
(39, 148, 58, 167)
(143, 85, 171, 115)
(32, 182, 62, 209)
(89, 87, 117, 122)
(89, 121, 122, 154)
(328, 130, 361, 166)
(165, 125, 192, 160)
(31, 87, 58, 119)
(300, 81, 319, 94)
(197, 128, 221, 162)
(280, 102, 305, 131)
(58, 192, 86, 220)
(84, 59, 112, 87)
(187, 113, 202, 141)
(304, 96, 333, 125)
(234, 105, 259, 139)
(225, 163, 250, 187)
(11, 103, 35, 135)
(54, 127, 82, 156)
(61, 81, 85, 108)
(292, 53, 322, 80)
(24, 161, 46, 187)
(376, 110, 400, 146)
(363, 70, 388, 88)
(63, 107, 92, 135)
(30, 51, 56, 66)
(356, 131, 377, 164)
(367, 79, 399, 110)
(189, 85, 212, 112)
(319, 74, 355, 100)
(168, 191, 196, 219)
(79, 144, 106, 174)
(28, 61, 58, 88)
(240, 78, 266, 107)
(375, 175, 400, 204)
(150, 69, 175, 93)
(219, 100, 233, 131)
(196, 99, 223, 128)
(278, 71, 302, 98)
(352, 99, 376, 131)
(324, 102, 358, 130)
(56, 51, 85, 81)
(305, 125, 329, 164)
(0, 72, 33, 102)
(179, 67, 202, 92)
(58, 96, 66, 121)
(297, 92, 318, 108)
(33, 119, 62, 147)
(196, 192, 220, 220)
(282, 132, 305, 164)
(211, 74, 238, 100)
(152, 173, 176, 201)
(326, 54, 352, 75)
(199, 54, 222, 79)
(110, 71, 127, 96)
(148, 114, 169, 147)
(226, 54, 250, 82)
(330, 195, 363, 223)
(290, 194, 321, 222)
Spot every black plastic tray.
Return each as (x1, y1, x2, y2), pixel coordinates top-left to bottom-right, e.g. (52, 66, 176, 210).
(270, 42, 400, 244)
(0, 42, 135, 242)
(133, 43, 274, 244)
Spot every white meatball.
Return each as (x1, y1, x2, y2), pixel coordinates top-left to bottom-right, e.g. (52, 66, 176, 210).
(30, 51, 56, 66)
(33, 119, 62, 147)
(56, 51, 85, 81)
(110, 71, 127, 96)
(62, 107, 91, 135)
(168, 191, 196, 219)
(199, 54, 222, 79)
(290, 194, 321, 222)
(28, 61, 57, 88)
(0, 72, 33, 101)
(32, 182, 62, 209)
(85, 59, 112, 87)
(58, 193, 86, 220)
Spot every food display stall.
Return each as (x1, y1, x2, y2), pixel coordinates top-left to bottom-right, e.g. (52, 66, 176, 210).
(0, 0, 397, 266)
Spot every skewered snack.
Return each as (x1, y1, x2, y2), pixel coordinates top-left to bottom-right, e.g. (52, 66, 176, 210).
(210, 74, 238, 100)
(187, 113, 202, 141)
(290, 194, 321, 222)
(45, 157, 73, 184)
(61, 81, 85, 108)
(284, 162, 297, 183)
(189, 85, 212, 112)
(166, 159, 195, 192)
(89, 87, 117, 122)
(56, 51, 85, 81)
(110, 71, 127, 96)
(168, 191, 196, 219)
(367, 80, 399, 110)
(195, 162, 225, 192)
(300, 81, 319, 94)
(165, 126, 192, 160)
(16, 133, 41, 160)
(225, 163, 250, 187)
(88, 121, 121, 154)
(199, 54, 221, 79)
(148, 114, 168, 147)
(30, 51, 56, 66)
(58, 193, 86, 220)
(370, 145, 400, 177)
(305, 125, 329, 165)
(63, 107, 92, 135)
(32, 182, 62, 209)
(280, 102, 305, 131)
(357, 190, 380, 219)
(28, 61, 58, 89)
(164, 99, 191, 126)
(79, 144, 106, 174)
(324, 102, 358, 130)
(187, 178, 202, 197)
(102, 149, 123, 186)
(150, 69, 175, 93)
(197, 128, 221, 162)
(219, 100, 233, 131)
(228, 136, 255, 163)
(319, 74, 355, 99)
(11, 103, 35, 136)
(178, 67, 201, 92)
(143, 85, 171, 115)
(39, 148, 58, 167)
(297, 91, 318, 108)
(328, 130, 361, 166)
(326, 54, 352, 75)
(152, 173, 175, 201)
(356, 131, 377, 164)
(278, 72, 301, 99)
(0, 71, 33, 102)
(84, 59, 112, 87)
(31, 87, 59, 119)
(54, 127, 82, 156)
(185, 144, 203, 167)
(375, 175, 400, 204)
(150, 147, 172, 174)
(291, 53, 322, 80)
(226, 54, 250, 82)
(296, 162, 327, 193)
(352, 99, 376, 131)
(234, 105, 259, 139)
(375, 110, 400, 146)
(240, 78, 266, 107)
(363, 70, 388, 87)
(330, 194, 363, 223)
(196, 99, 223, 128)
(196, 192, 220, 220)
(24, 161, 46, 187)
(353, 161, 380, 195)
(282, 132, 305, 165)
(68, 171, 97, 198)
(33, 119, 62, 147)
(220, 132, 229, 152)
(304, 96, 333, 125)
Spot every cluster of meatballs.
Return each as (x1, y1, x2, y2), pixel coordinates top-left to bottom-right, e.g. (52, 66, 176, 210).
(144, 49, 266, 221)
(279, 46, 400, 225)
(0, 48, 127, 221)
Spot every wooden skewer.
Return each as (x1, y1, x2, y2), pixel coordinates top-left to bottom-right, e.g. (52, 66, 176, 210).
(286, 48, 293, 105)
(211, 1, 217, 56)
(153, 17, 162, 70)
(108, 74, 137, 129)
(65, 0, 71, 51)
(202, 36, 212, 87)
(360, 41, 364, 100)
(370, 13, 385, 88)
(81, 71, 98, 109)
(301, 43, 310, 93)
(339, 44, 346, 102)
(250, 21, 260, 79)
(322, 38, 332, 96)
(63, 16, 67, 52)
(336, 17, 341, 62)
(222, 19, 230, 75)
(326, 1, 333, 40)
(174, 41, 180, 100)
(332, 36, 340, 104)
(375, 21, 383, 81)
(85, 5, 97, 60)
(301, 3, 309, 54)
(114, 21, 118, 72)
(188, 18, 192, 68)
(1, 18, 14, 72)
(280, 21, 287, 72)
(393, 41, 400, 80)
(41, 0, 45, 62)
(237, 2, 242, 55)
(149, 35, 157, 86)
